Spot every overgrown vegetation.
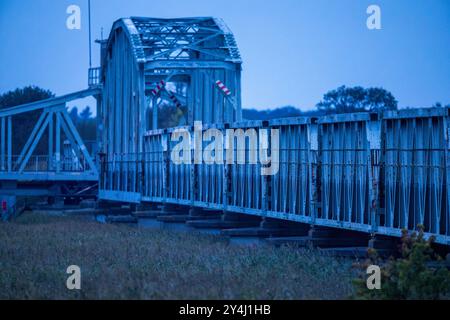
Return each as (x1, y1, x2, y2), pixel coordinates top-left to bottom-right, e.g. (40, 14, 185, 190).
(353, 228, 450, 300)
(2, 213, 449, 300)
(0, 213, 354, 300)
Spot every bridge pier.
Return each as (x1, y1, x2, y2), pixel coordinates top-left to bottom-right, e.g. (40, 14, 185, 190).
(151, 207, 221, 222)
(136, 202, 159, 211)
(222, 218, 310, 238)
(221, 211, 261, 222)
(160, 203, 186, 215)
(47, 185, 64, 208)
(188, 207, 203, 217)
(369, 234, 400, 253)
(186, 210, 261, 229)
(130, 202, 162, 218)
(187, 207, 221, 220)
(266, 225, 370, 249)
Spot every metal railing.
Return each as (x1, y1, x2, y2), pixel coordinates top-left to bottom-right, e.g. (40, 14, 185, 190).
(0, 155, 90, 173)
(88, 67, 102, 87)
(99, 108, 450, 245)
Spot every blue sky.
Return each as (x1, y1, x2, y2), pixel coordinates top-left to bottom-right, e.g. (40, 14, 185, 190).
(0, 0, 449, 112)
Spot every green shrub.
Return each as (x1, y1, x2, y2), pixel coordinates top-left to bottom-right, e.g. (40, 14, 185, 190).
(353, 227, 450, 300)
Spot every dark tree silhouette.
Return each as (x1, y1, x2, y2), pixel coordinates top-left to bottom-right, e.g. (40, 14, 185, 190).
(68, 106, 97, 153)
(243, 106, 301, 120)
(80, 106, 93, 120)
(0, 86, 97, 155)
(317, 86, 398, 114)
(69, 107, 80, 125)
(0, 86, 54, 108)
(0, 86, 54, 155)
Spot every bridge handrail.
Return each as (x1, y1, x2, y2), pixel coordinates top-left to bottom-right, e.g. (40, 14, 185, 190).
(0, 155, 91, 173)
(100, 106, 450, 245)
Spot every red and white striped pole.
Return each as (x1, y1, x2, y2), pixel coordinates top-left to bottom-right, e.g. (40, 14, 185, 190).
(215, 80, 232, 96)
(151, 80, 166, 96)
(168, 92, 182, 108)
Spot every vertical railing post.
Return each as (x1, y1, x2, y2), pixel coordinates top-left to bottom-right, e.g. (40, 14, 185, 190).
(152, 96, 158, 130)
(1, 117, 5, 171)
(190, 124, 199, 207)
(98, 152, 104, 189)
(7, 116, 12, 172)
(48, 112, 54, 170)
(162, 130, 169, 203)
(55, 112, 61, 173)
(367, 114, 382, 233)
(223, 124, 231, 212)
(313, 119, 323, 226)
(444, 110, 450, 239)
(308, 118, 319, 225)
(260, 121, 271, 216)
(378, 113, 387, 233)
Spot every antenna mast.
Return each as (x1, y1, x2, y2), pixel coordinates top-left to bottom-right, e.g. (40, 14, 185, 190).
(88, 0, 92, 68)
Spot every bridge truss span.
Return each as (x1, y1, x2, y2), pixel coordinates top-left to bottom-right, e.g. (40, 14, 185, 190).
(0, 88, 101, 219)
(0, 88, 100, 182)
(94, 17, 450, 246)
(100, 108, 450, 245)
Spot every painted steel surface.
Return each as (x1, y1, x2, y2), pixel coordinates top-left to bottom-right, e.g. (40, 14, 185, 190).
(96, 17, 450, 245)
(0, 89, 100, 183)
(100, 108, 450, 245)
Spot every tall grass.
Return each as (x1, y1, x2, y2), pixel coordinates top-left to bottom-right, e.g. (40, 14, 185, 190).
(0, 213, 355, 299)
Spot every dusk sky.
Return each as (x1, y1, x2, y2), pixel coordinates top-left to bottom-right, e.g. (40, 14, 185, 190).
(0, 0, 449, 113)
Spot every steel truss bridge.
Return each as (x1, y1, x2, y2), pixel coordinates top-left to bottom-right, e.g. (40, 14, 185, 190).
(2, 17, 449, 245)
(100, 108, 450, 246)
(0, 89, 100, 216)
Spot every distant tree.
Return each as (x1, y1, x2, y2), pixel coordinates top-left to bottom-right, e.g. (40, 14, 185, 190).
(243, 106, 324, 121)
(432, 102, 450, 108)
(69, 107, 79, 125)
(432, 102, 443, 108)
(0, 86, 54, 108)
(365, 87, 398, 112)
(0, 86, 54, 155)
(0, 87, 98, 156)
(317, 86, 397, 114)
(80, 106, 92, 120)
(76, 106, 96, 151)
(243, 106, 301, 120)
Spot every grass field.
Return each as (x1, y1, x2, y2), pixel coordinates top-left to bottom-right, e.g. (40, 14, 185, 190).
(0, 212, 356, 299)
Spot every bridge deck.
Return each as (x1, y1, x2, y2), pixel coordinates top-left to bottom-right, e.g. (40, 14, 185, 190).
(0, 172, 98, 182)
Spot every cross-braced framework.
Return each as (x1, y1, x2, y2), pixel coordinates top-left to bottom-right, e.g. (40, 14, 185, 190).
(98, 17, 243, 160)
(97, 17, 450, 246)
(4, 16, 447, 246)
(0, 89, 100, 182)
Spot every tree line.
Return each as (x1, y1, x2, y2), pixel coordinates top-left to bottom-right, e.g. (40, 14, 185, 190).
(0, 86, 96, 155)
(244, 86, 448, 120)
(1, 85, 448, 152)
